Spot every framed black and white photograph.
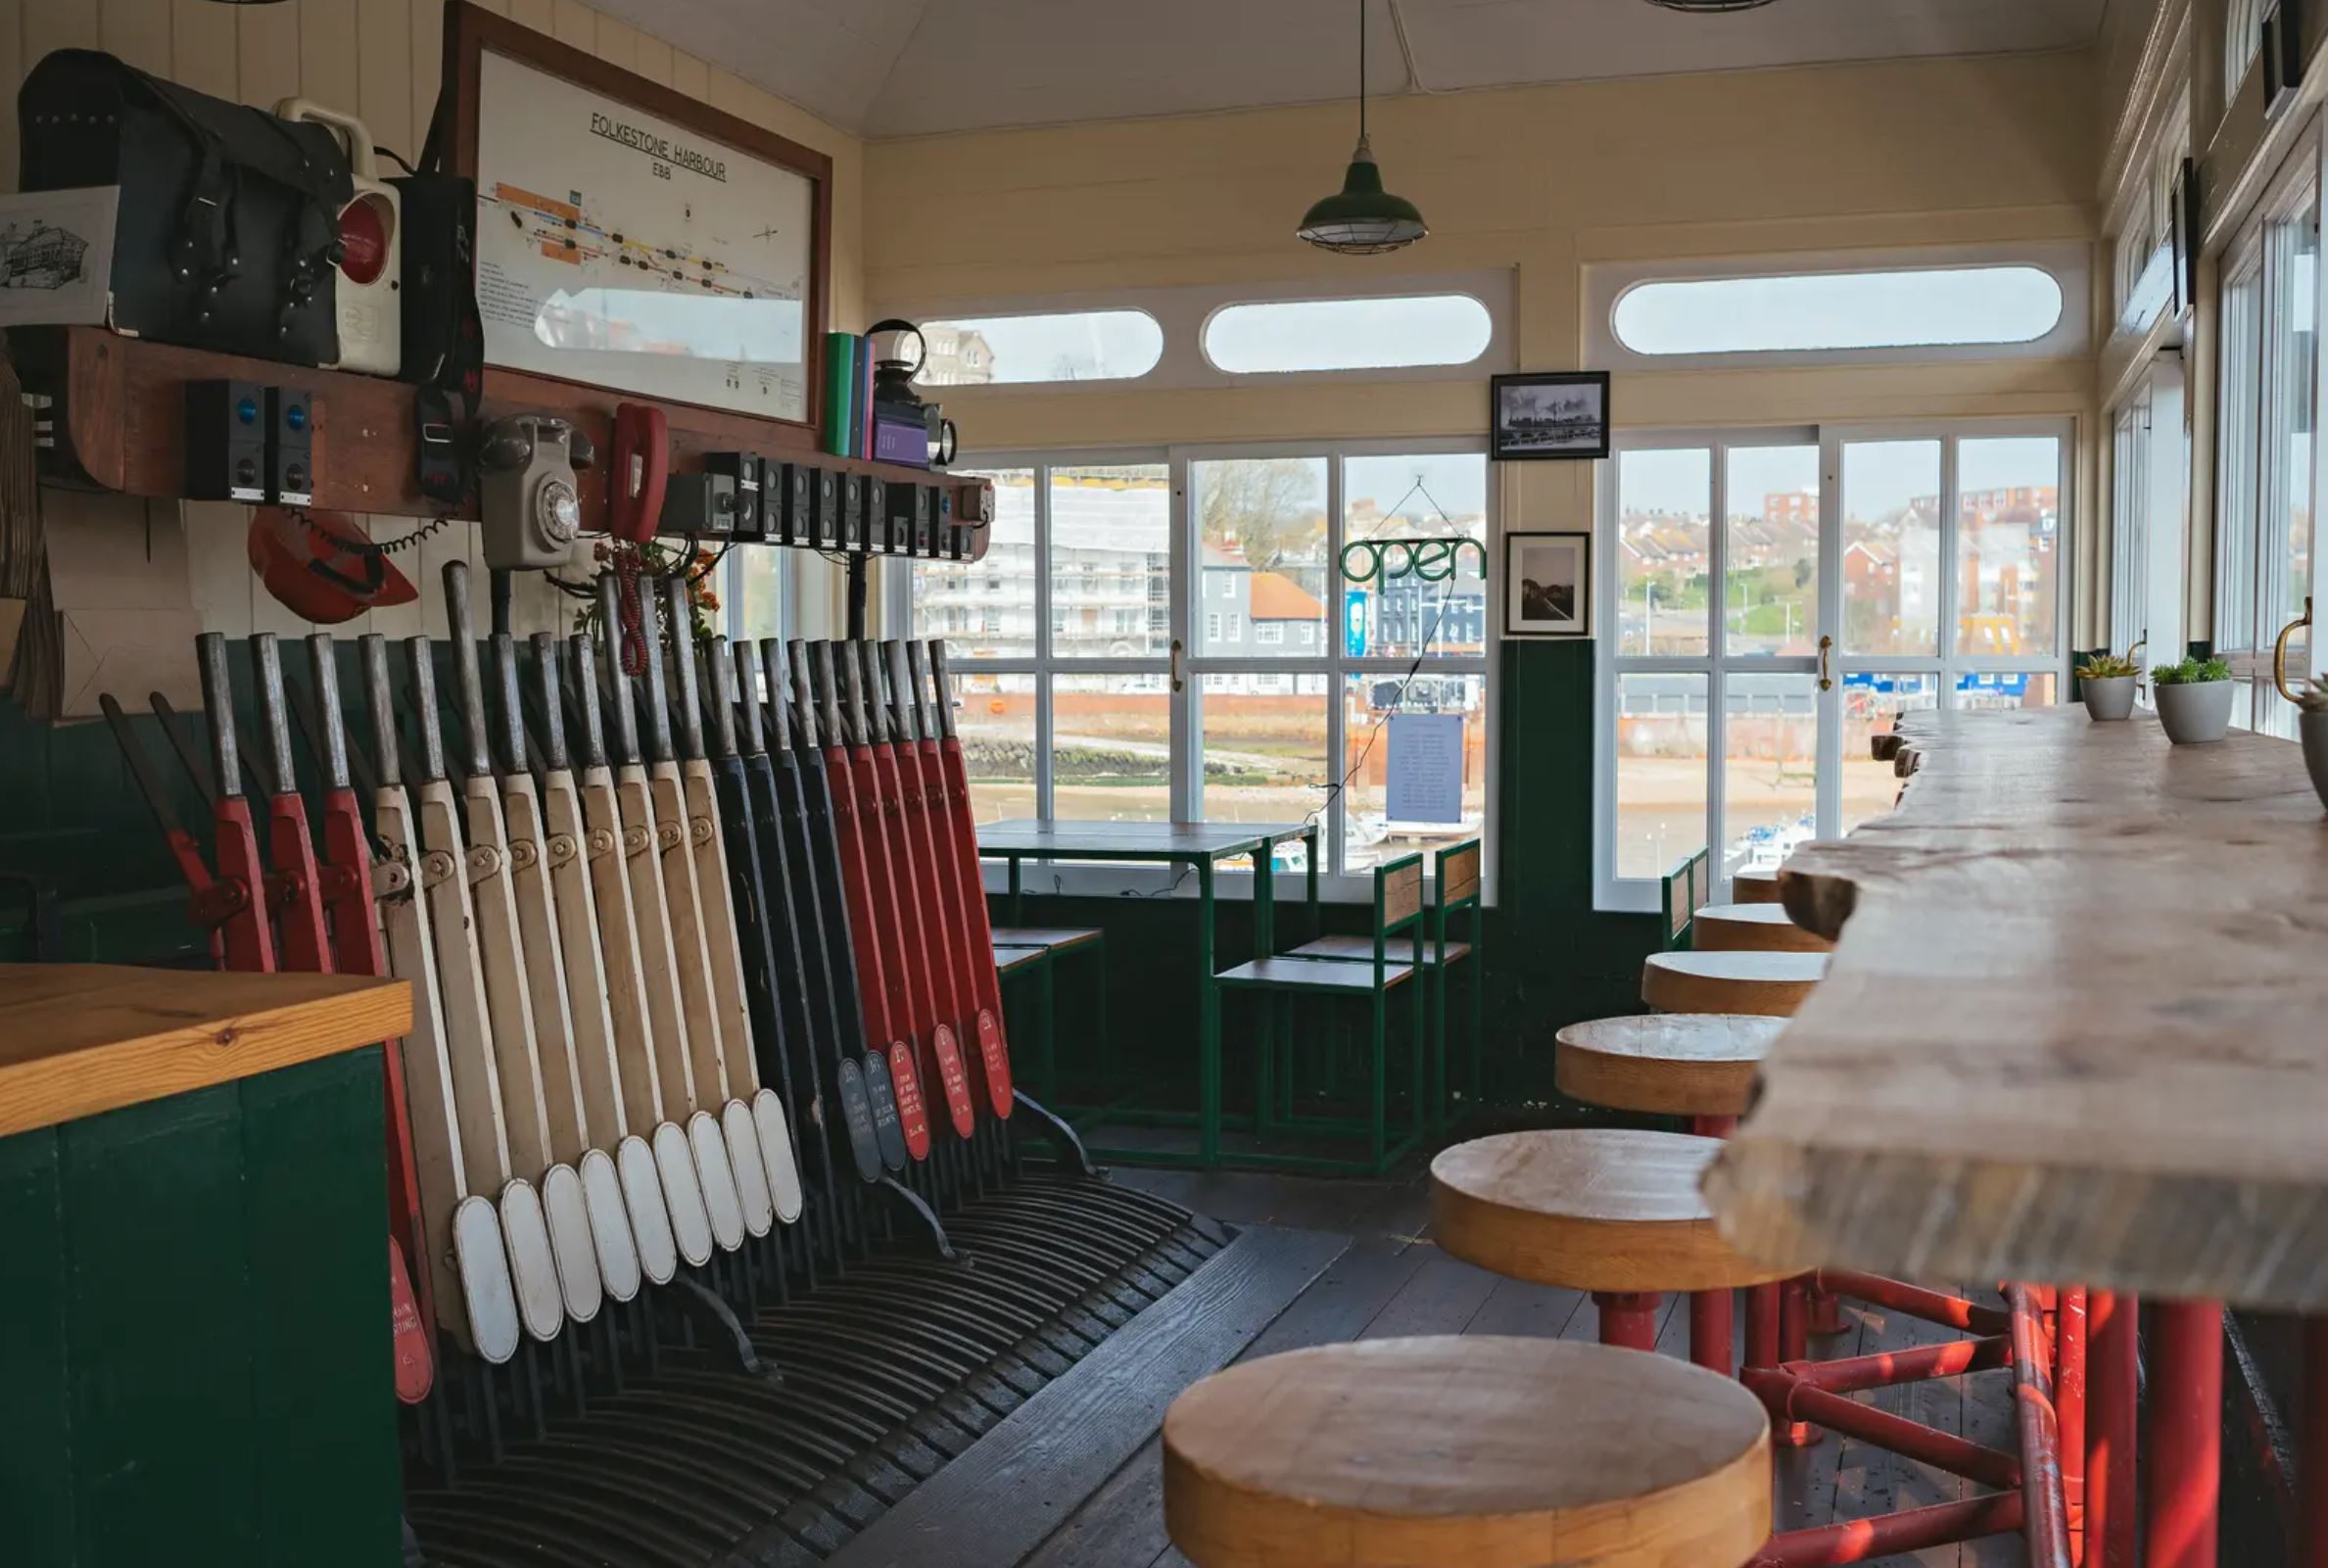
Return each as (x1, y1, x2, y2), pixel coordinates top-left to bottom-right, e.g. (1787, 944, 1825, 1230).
(1491, 371, 1610, 461)
(1504, 530, 1592, 638)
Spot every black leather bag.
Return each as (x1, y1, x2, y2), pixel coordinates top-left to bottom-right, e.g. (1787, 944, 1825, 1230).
(19, 49, 353, 367)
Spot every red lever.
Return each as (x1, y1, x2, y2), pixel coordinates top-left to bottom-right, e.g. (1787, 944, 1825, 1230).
(609, 402, 668, 546)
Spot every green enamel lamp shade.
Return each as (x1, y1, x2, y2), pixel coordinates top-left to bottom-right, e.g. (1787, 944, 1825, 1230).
(1298, 135, 1427, 255)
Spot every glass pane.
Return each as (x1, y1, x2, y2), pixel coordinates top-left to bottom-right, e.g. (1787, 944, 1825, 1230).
(2218, 265, 2263, 654)
(1342, 453, 1490, 659)
(1722, 445, 1820, 656)
(1052, 673, 1172, 822)
(915, 311, 1163, 386)
(948, 671, 1036, 825)
(733, 548, 784, 640)
(1954, 671, 2058, 711)
(1615, 448, 1711, 657)
(1842, 439, 1942, 657)
(1719, 674, 1818, 886)
(1838, 674, 1940, 837)
(1613, 673, 1708, 882)
(2111, 403, 2152, 650)
(1205, 296, 1493, 373)
(2266, 191, 2318, 703)
(910, 467, 1035, 654)
(1193, 458, 1329, 657)
(1200, 673, 1327, 862)
(1048, 463, 1170, 658)
(1614, 267, 2063, 356)
(1341, 673, 1486, 876)
(1956, 437, 2062, 658)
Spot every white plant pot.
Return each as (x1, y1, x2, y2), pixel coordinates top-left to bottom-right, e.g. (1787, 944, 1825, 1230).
(2153, 679, 2235, 745)
(2080, 676, 2138, 722)
(2303, 708, 2328, 811)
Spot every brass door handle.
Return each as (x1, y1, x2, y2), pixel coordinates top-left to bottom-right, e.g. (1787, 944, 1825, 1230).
(1170, 637, 1186, 693)
(1817, 635, 1833, 691)
(2274, 596, 2312, 701)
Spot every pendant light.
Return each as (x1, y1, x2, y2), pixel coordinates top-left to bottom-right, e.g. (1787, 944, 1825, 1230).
(1298, 0, 1427, 255)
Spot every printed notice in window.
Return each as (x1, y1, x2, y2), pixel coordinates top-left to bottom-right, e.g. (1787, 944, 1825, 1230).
(1386, 713, 1464, 825)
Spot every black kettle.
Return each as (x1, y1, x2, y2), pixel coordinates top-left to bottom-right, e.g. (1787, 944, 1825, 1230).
(867, 319, 927, 412)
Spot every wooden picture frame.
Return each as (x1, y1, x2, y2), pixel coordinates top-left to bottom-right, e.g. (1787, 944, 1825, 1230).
(1490, 371, 1610, 462)
(442, 0, 832, 437)
(1504, 530, 1592, 639)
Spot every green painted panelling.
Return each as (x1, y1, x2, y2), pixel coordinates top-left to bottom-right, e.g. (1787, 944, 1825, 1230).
(0, 1127, 75, 1566)
(62, 1085, 258, 1565)
(241, 1048, 403, 1568)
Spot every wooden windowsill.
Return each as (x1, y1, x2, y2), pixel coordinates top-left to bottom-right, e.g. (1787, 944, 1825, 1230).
(1703, 706, 2328, 1311)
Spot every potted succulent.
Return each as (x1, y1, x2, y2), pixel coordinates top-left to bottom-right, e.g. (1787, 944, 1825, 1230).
(2075, 649, 2142, 721)
(2151, 654, 2236, 744)
(2299, 679, 2328, 810)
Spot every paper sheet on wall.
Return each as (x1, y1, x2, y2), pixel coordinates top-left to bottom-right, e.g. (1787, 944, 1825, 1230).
(0, 185, 118, 328)
(1386, 712, 1464, 825)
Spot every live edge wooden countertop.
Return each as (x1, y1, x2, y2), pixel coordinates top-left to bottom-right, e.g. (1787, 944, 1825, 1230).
(0, 963, 411, 1140)
(1700, 706, 2328, 1311)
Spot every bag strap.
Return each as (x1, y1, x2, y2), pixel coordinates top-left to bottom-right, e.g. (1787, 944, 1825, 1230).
(413, 87, 486, 513)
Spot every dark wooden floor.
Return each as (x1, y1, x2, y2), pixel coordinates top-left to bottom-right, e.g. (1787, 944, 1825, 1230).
(1014, 1164, 2023, 1568)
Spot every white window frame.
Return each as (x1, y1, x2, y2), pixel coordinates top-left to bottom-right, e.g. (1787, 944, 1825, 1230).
(1593, 418, 2075, 914)
(895, 437, 1497, 903)
(2229, 0, 2269, 104)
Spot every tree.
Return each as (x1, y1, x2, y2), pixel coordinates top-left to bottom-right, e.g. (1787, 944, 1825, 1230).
(1199, 458, 1323, 571)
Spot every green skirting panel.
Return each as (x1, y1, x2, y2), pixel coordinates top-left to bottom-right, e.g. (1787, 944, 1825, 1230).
(0, 1047, 402, 1568)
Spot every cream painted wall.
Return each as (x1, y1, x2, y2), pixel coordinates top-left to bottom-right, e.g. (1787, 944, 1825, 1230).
(867, 50, 2101, 546)
(4, 0, 863, 641)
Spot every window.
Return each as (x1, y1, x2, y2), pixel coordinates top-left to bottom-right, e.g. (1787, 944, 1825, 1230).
(1597, 424, 2068, 911)
(914, 310, 1164, 386)
(1203, 295, 1494, 373)
(903, 443, 1492, 887)
(1612, 267, 2065, 356)
(2229, 0, 2268, 102)
(2215, 139, 2322, 736)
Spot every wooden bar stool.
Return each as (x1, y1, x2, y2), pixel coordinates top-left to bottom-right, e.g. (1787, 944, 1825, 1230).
(1164, 1337, 1773, 1568)
(1730, 866, 1782, 904)
(1691, 903, 1833, 955)
(1640, 950, 1824, 1017)
(1431, 1129, 1792, 1366)
(1554, 1013, 1779, 1127)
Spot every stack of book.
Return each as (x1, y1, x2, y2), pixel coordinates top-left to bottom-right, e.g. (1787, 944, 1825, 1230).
(822, 331, 930, 468)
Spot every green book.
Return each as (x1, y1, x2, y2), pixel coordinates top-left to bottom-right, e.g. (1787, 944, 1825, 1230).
(825, 331, 857, 456)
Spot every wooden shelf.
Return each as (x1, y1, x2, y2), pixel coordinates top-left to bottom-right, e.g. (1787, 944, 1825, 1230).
(21, 325, 993, 560)
(1701, 706, 2328, 1311)
(0, 962, 411, 1138)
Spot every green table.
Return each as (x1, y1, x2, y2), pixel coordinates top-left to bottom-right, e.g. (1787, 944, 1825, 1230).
(975, 820, 1319, 1167)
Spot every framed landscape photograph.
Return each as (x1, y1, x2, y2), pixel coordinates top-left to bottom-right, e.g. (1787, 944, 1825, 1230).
(1505, 531, 1591, 638)
(1490, 371, 1610, 461)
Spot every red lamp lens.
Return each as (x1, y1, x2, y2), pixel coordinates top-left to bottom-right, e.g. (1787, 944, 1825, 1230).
(338, 194, 392, 286)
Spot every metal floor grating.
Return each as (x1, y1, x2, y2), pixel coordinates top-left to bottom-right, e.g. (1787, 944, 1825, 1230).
(406, 1172, 1230, 1568)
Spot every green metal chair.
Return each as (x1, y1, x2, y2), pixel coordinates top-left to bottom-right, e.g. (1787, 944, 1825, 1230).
(992, 941, 1055, 1098)
(989, 927, 1105, 1102)
(1217, 851, 1428, 1175)
(1282, 839, 1482, 1136)
(1661, 847, 1710, 951)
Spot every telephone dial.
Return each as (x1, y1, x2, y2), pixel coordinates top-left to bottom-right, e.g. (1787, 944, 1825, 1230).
(477, 415, 594, 571)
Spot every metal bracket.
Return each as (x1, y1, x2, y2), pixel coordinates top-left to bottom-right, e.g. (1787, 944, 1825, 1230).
(878, 1175, 958, 1261)
(667, 1276, 780, 1384)
(1010, 1089, 1098, 1178)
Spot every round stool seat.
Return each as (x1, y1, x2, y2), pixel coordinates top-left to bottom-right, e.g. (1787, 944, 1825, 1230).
(1164, 1336, 1773, 1568)
(1555, 1014, 1782, 1117)
(1432, 1129, 1792, 1294)
(1642, 949, 1825, 1017)
(1692, 902, 1832, 954)
(1731, 866, 1782, 904)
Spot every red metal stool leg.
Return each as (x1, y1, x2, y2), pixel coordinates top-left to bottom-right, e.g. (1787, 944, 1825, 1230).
(1593, 1290, 1659, 1352)
(2147, 1299, 2222, 1568)
(1773, 1277, 1820, 1447)
(1690, 1286, 1733, 1373)
(2057, 1287, 2087, 1565)
(2302, 1315, 2328, 1568)
(2086, 1290, 2138, 1568)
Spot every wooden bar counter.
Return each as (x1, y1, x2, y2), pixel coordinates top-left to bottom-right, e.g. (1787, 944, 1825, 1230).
(1701, 706, 2328, 1311)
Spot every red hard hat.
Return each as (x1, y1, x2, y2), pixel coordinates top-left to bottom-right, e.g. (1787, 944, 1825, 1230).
(248, 508, 420, 625)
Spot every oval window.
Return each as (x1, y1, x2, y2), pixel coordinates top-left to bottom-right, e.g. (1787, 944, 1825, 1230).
(1204, 294, 1493, 374)
(1612, 267, 2066, 356)
(914, 310, 1164, 386)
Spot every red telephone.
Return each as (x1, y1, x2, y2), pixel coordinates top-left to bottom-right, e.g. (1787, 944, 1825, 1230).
(609, 402, 668, 545)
